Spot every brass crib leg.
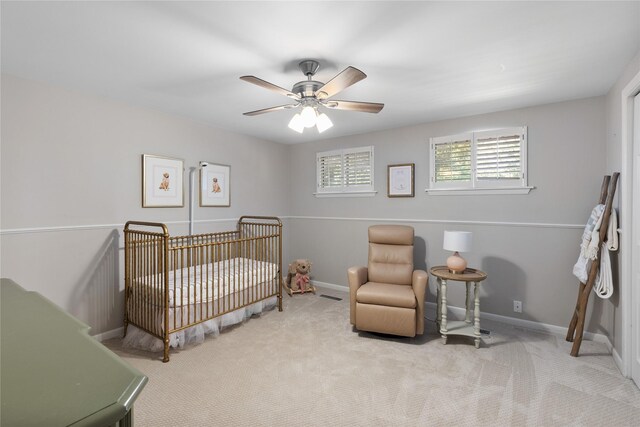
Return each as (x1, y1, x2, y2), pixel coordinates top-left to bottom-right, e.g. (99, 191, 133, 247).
(163, 339, 170, 363)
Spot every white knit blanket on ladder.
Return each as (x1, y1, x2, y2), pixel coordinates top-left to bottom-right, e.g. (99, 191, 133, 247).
(572, 204, 618, 298)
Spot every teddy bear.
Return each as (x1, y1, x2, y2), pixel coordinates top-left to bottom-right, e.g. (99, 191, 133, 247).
(212, 177, 222, 193)
(285, 259, 312, 293)
(159, 172, 170, 191)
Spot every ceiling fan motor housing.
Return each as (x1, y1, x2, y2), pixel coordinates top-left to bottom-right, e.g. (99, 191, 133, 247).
(292, 60, 323, 98)
(292, 80, 323, 98)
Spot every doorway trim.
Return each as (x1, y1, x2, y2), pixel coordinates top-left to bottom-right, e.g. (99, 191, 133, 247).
(620, 68, 640, 379)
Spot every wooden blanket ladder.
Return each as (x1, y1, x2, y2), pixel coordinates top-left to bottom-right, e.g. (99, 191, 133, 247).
(566, 172, 619, 356)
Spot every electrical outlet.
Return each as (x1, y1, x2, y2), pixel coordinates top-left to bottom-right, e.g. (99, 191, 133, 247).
(513, 300, 522, 313)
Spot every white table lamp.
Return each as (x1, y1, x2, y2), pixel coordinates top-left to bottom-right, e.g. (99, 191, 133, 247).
(443, 231, 473, 273)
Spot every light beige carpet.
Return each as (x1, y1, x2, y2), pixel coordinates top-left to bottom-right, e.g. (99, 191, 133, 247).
(104, 287, 640, 426)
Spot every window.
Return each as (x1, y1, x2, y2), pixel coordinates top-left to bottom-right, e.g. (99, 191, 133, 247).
(428, 126, 531, 195)
(316, 146, 375, 196)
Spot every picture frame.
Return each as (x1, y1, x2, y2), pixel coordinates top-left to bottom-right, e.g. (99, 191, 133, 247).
(387, 163, 415, 197)
(142, 154, 184, 207)
(200, 163, 231, 207)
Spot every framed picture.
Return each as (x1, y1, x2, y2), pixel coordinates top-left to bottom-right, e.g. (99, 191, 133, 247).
(200, 163, 230, 207)
(142, 154, 184, 207)
(387, 163, 415, 197)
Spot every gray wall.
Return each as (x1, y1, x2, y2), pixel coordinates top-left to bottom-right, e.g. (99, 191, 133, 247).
(605, 49, 640, 355)
(0, 74, 290, 335)
(288, 97, 609, 333)
(0, 73, 621, 339)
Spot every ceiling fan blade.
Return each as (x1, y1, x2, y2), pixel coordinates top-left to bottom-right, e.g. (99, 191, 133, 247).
(324, 100, 384, 113)
(240, 76, 300, 100)
(315, 66, 367, 100)
(243, 104, 298, 116)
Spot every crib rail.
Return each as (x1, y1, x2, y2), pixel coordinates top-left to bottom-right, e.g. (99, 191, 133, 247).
(123, 221, 170, 345)
(123, 217, 282, 362)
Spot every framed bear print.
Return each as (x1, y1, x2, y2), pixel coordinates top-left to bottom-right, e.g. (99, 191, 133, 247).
(142, 154, 184, 207)
(200, 163, 230, 207)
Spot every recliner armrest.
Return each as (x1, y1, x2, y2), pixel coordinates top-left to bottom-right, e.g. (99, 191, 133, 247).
(348, 266, 368, 325)
(412, 270, 428, 335)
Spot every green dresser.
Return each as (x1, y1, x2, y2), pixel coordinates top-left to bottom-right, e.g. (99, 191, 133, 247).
(1, 278, 147, 426)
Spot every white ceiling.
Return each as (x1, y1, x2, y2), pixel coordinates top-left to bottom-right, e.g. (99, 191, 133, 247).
(2, 1, 639, 144)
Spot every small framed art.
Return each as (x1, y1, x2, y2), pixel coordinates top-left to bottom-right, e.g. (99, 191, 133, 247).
(200, 163, 230, 207)
(387, 163, 415, 197)
(142, 154, 184, 207)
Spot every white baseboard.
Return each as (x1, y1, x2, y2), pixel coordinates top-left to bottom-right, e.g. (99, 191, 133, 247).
(612, 346, 626, 376)
(312, 281, 613, 354)
(313, 281, 350, 293)
(92, 327, 123, 342)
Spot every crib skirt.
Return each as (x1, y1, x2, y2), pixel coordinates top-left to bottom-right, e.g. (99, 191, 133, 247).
(123, 296, 276, 352)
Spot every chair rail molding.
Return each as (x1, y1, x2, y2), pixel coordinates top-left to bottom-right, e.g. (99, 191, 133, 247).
(285, 216, 583, 229)
(0, 218, 241, 235)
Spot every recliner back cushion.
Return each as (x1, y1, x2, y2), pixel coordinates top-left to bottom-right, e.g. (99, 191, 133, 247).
(368, 225, 414, 246)
(368, 243, 414, 285)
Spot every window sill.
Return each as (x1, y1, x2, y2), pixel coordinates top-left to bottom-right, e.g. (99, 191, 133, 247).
(314, 191, 378, 198)
(425, 186, 534, 196)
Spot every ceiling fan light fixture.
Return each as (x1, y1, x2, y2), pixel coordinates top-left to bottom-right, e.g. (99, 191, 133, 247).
(316, 112, 333, 133)
(300, 105, 317, 128)
(288, 113, 304, 133)
(241, 59, 383, 135)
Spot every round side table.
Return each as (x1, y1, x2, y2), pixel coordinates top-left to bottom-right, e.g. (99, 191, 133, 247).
(429, 266, 488, 348)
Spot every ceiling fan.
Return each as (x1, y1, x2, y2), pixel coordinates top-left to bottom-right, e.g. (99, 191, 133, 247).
(240, 60, 384, 133)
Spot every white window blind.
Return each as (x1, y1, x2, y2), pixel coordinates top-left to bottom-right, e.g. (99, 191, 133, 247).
(316, 146, 374, 194)
(433, 135, 472, 187)
(318, 153, 342, 190)
(475, 130, 523, 182)
(429, 127, 528, 193)
(344, 149, 372, 187)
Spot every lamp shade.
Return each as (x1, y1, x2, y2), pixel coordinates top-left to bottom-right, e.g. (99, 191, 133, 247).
(443, 231, 472, 253)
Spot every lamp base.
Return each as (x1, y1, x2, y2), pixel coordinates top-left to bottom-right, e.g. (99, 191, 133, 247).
(446, 252, 467, 274)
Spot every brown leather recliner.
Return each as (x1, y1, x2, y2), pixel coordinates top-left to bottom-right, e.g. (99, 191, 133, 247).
(348, 225, 428, 337)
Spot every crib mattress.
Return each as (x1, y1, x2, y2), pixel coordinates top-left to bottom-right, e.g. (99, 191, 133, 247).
(133, 257, 278, 307)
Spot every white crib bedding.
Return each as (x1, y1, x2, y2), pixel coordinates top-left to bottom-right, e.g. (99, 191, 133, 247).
(133, 257, 278, 308)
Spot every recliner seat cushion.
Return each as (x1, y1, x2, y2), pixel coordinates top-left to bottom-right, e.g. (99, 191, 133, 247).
(356, 282, 417, 309)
